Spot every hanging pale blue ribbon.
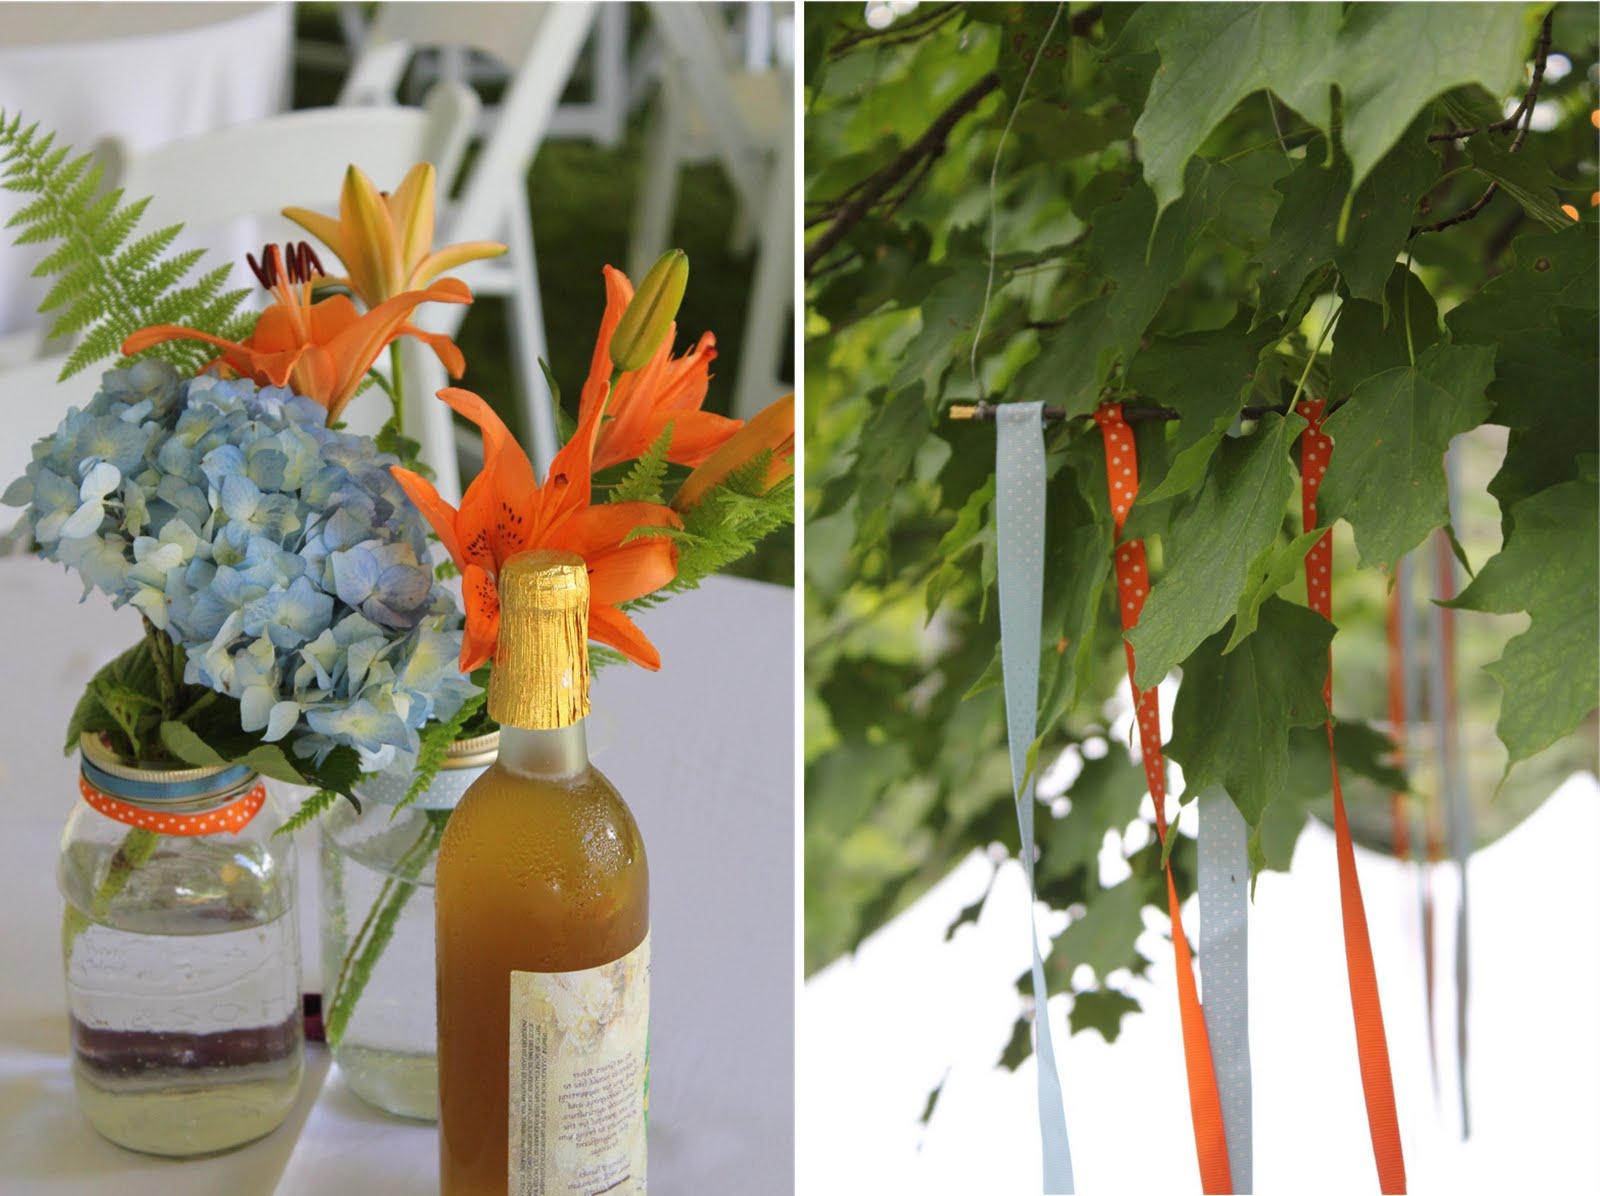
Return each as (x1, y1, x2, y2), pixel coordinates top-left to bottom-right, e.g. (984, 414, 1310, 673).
(1433, 450, 1473, 1139)
(1198, 785, 1252, 1191)
(995, 401, 1076, 1194)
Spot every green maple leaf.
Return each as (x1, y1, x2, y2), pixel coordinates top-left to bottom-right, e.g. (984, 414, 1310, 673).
(1053, 878, 1149, 981)
(1127, 411, 1304, 689)
(1329, 267, 1442, 402)
(1038, 745, 1148, 884)
(1333, 2, 1534, 195)
(1446, 228, 1599, 523)
(1317, 342, 1495, 570)
(1126, 321, 1275, 503)
(1447, 476, 1599, 766)
(1130, 2, 1532, 216)
(1465, 135, 1584, 232)
(999, 1015, 1033, 1071)
(1011, 158, 1239, 418)
(1225, 529, 1324, 652)
(1256, 119, 1435, 317)
(1125, 3, 1340, 217)
(1069, 988, 1142, 1042)
(1167, 597, 1334, 828)
(891, 262, 990, 399)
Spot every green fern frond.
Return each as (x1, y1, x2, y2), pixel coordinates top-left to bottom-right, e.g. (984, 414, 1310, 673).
(0, 112, 256, 380)
(395, 690, 488, 812)
(622, 456, 794, 615)
(610, 423, 675, 505)
(280, 788, 341, 835)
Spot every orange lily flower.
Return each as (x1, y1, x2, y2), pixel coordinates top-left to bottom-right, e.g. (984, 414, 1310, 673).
(283, 163, 506, 308)
(122, 242, 471, 423)
(674, 393, 794, 510)
(390, 387, 680, 672)
(580, 265, 741, 472)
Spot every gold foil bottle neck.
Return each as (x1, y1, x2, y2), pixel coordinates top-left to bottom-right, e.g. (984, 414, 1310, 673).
(488, 550, 591, 729)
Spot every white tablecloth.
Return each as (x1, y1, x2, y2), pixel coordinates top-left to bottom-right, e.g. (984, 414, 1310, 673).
(0, 561, 795, 1193)
(0, 3, 292, 339)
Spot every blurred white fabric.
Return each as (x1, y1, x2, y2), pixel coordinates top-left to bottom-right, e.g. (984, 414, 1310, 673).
(800, 773, 1600, 1194)
(0, 561, 794, 1194)
(0, 2, 293, 341)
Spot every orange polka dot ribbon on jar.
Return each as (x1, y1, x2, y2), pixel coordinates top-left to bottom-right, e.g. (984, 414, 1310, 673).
(1296, 397, 1408, 1193)
(77, 772, 267, 837)
(1093, 402, 1233, 1195)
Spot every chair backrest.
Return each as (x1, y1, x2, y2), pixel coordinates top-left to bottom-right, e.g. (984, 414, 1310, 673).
(646, 3, 768, 215)
(0, 355, 103, 534)
(341, 2, 570, 101)
(89, 85, 481, 498)
(98, 82, 479, 245)
(338, 3, 597, 244)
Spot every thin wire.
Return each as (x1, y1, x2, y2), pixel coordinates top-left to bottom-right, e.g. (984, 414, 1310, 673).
(969, 1, 1067, 402)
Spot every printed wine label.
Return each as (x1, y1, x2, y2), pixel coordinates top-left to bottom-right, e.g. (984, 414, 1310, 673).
(508, 934, 650, 1195)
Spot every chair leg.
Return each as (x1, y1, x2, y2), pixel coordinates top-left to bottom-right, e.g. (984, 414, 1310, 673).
(732, 131, 793, 419)
(628, 79, 683, 281)
(505, 183, 559, 473)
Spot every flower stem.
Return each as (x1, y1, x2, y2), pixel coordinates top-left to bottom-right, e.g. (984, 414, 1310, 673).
(64, 826, 159, 950)
(388, 342, 405, 437)
(325, 811, 447, 1047)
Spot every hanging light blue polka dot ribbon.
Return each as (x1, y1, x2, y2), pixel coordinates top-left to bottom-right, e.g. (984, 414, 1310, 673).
(995, 402, 1075, 1194)
(1199, 785, 1253, 1190)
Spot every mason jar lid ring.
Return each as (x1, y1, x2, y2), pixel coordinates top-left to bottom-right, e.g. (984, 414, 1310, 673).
(79, 733, 256, 804)
(443, 729, 500, 771)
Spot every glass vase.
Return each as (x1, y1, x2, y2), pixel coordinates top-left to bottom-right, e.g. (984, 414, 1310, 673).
(320, 730, 497, 1120)
(59, 733, 303, 1157)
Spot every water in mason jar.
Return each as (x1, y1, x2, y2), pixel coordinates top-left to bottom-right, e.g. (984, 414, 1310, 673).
(321, 810, 442, 1121)
(63, 839, 302, 1156)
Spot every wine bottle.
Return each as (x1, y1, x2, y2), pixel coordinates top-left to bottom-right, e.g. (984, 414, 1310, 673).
(436, 549, 650, 1194)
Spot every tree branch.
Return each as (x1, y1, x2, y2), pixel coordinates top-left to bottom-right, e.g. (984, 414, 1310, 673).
(806, 71, 1002, 278)
(828, 3, 962, 57)
(1413, 12, 1552, 235)
(947, 395, 1347, 426)
(806, 5, 1106, 279)
(1427, 13, 1553, 142)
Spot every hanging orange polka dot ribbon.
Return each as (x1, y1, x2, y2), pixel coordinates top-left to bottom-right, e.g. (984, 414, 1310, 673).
(1094, 402, 1232, 1196)
(1296, 398, 1408, 1194)
(78, 775, 267, 837)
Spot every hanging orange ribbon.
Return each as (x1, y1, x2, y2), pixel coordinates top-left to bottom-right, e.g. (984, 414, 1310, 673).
(1094, 403, 1232, 1195)
(79, 774, 267, 837)
(1297, 398, 1408, 1193)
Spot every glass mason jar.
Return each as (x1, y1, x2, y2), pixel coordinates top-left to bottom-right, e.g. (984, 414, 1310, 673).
(320, 730, 497, 1120)
(59, 733, 303, 1156)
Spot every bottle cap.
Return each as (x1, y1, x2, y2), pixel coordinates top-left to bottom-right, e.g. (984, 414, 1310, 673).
(487, 549, 591, 729)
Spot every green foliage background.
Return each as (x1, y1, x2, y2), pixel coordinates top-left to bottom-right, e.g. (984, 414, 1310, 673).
(803, 0, 1598, 1058)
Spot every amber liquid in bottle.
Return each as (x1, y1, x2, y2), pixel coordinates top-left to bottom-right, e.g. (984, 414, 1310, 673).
(435, 551, 649, 1195)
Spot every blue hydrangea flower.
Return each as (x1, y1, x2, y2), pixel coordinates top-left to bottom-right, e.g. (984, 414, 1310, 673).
(5, 361, 478, 775)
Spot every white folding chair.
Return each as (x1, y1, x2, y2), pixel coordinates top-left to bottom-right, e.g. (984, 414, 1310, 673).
(339, 2, 599, 474)
(96, 84, 479, 500)
(337, 2, 629, 148)
(636, 2, 794, 417)
(0, 354, 102, 540)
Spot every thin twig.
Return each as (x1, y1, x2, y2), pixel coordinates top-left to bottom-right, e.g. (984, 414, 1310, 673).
(828, 3, 962, 57)
(1427, 13, 1552, 142)
(947, 395, 1350, 426)
(1413, 12, 1552, 235)
(806, 5, 1105, 279)
(806, 72, 1003, 277)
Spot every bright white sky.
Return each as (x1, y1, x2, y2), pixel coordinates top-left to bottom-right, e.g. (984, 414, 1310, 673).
(799, 772, 1599, 1194)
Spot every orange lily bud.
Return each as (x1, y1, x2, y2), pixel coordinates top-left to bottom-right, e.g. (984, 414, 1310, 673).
(610, 249, 689, 372)
(673, 394, 794, 511)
